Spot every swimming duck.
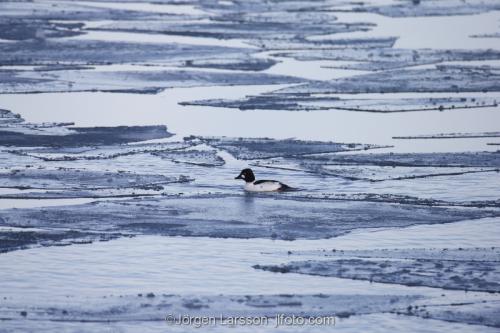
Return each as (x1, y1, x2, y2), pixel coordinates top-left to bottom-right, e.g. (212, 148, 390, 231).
(235, 168, 294, 192)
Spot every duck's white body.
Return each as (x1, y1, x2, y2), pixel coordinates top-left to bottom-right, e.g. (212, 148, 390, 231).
(244, 180, 284, 192)
(236, 168, 293, 192)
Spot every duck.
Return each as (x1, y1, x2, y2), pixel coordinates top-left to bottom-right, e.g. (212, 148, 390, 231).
(235, 168, 295, 192)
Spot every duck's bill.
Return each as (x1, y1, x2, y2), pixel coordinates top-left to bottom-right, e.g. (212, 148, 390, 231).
(235, 175, 243, 179)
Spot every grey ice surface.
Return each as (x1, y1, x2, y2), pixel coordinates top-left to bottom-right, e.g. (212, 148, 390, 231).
(0, 40, 260, 67)
(253, 151, 500, 184)
(92, 15, 372, 43)
(254, 254, 500, 292)
(344, 0, 500, 17)
(0, 0, 196, 21)
(10, 141, 194, 161)
(152, 149, 225, 167)
(0, 108, 24, 124)
(472, 33, 500, 39)
(184, 96, 498, 112)
(274, 48, 500, 71)
(0, 194, 497, 253)
(408, 300, 500, 328)
(293, 151, 500, 168)
(0, 168, 188, 191)
(183, 65, 500, 113)
(80, 0, 375, 52)
(0, 109, 172, 146)
(393, 132, 500, 139)
(0, 20, 85, 41)
(0, 125, 171, 146)
(0, 293, 422, 323)
(0, 68, 302, 94)
(189, 136, 386, 160)
(290, 247, 500, 262)
(244, 37, 397, 51)
(0, 229, 121, 254)
(279, 66, 500, 94)
(257, 160, 498, 182)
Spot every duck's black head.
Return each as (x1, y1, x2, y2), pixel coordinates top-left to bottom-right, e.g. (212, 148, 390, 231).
(235, 168, 255, 183)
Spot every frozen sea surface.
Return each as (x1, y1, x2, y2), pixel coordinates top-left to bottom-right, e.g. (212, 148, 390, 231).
(1, 0, 500, 332)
